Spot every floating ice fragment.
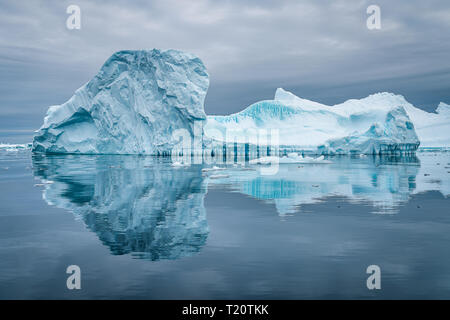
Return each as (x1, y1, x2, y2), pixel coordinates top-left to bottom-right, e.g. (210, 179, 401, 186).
(0, 143, 32, 151)
(209, 174, 229, 179)
(249, 154, 332, 164)
(172, 161, 189, 167)
(202, 166, 226, 172)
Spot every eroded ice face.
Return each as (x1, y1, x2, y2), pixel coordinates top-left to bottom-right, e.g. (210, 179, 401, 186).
(33, 49, 209, 155)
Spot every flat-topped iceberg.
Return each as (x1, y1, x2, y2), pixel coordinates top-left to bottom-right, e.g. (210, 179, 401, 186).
(205, 88, 421, 155)
(33, 49, 209, 154)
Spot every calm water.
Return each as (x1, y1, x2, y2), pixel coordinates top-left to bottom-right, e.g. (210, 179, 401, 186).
(0, 149, 449, 299)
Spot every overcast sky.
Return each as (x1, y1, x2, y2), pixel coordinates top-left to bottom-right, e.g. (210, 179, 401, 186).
(1, 0, 450, 134)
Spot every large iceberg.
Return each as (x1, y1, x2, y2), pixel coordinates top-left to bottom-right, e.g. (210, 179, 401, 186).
(205, 88, 421, 155)
(33, 49, 209, 154)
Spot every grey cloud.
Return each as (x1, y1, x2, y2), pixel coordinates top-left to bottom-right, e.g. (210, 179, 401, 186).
(0, 0, 449, 131)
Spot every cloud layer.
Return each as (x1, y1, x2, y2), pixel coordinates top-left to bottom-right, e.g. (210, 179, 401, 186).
(1, 0, 449, 132)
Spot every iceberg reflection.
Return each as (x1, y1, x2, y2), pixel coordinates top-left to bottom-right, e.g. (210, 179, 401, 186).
(204, 154, 448, 215)
(32, 152, 449, 259)
(32, 154, 209, 260)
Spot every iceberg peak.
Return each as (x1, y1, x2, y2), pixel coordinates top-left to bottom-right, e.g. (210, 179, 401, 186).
(274, 88, 327, 109)
(437, 102, 450, 115)
(274, 88, 297, 101)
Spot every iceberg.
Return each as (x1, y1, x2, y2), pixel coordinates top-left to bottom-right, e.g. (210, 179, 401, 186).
(32, 48, 449, 155)
(0, 143, 32, 152)
(33, 49, 209, 154)
(319, 106, 419, 155)
(205, 88, 421, 155)
(321, 92, 450, 148)
(269, 89, 450, 149)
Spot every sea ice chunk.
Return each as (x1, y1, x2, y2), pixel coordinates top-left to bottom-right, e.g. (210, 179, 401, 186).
(0, 143, 32, 151)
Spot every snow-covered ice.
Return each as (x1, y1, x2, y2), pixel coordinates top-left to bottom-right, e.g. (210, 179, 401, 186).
(205, 88, 421, 155)
(274, 89, 450, 149)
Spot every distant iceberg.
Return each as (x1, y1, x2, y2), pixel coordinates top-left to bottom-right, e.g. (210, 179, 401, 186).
(0, 143, 32, 152)
(32, 49, 450, 155)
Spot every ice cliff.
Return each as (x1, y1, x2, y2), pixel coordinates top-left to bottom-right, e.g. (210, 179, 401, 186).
(33, 49, 209, 154)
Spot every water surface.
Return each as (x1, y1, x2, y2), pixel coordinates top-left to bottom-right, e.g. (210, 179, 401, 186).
(0, 149, 449, 299)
